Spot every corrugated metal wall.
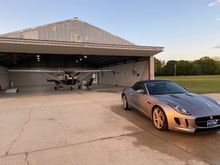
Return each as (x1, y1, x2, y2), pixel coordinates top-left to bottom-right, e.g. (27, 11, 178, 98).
(9, 72, 52, 86)
(1, 19, 132, 45)
(0, 67, 9, 89)
(99, 61, 148, 86)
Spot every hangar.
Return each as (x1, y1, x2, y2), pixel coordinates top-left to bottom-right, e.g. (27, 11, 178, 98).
(0, 18, 163, 90)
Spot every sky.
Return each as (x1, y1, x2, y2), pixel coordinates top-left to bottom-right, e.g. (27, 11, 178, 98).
(0, 0, 220, 61)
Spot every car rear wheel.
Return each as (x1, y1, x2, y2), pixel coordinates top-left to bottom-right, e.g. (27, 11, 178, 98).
(121, 95, 130, 110)
(152, 107, 168, 131)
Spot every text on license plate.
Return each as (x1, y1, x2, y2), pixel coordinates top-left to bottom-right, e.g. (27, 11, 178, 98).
(207, 119, 218, 127)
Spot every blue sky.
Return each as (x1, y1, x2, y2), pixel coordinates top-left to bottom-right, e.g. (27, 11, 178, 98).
(0, 0, 220, 61)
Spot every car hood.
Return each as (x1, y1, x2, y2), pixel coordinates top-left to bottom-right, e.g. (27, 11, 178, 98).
(154, 93, 220, 117)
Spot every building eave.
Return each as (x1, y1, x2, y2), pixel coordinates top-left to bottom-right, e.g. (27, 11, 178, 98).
(0, 37, 164, 57)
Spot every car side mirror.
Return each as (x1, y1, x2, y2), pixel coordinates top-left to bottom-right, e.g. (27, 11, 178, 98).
(184, 87, 189, 91)
(136, 89, 145, 94)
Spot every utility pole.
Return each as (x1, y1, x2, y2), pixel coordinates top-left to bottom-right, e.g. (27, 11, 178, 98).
(174, 63, 177, 76)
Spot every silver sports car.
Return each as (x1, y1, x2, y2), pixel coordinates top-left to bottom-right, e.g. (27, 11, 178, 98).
(121, 80, 220, 133)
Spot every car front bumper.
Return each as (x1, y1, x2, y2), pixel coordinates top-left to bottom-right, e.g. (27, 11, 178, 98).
(164, 106, 220, 133)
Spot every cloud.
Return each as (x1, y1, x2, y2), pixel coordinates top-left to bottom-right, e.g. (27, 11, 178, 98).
(215, 17, 220, 21)
(213, 45, 220, 48)
(208, 0, 220, 6)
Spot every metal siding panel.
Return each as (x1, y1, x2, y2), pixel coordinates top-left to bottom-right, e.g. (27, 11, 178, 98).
(99, 61, 148, 86)
(9, 72, 51, 86)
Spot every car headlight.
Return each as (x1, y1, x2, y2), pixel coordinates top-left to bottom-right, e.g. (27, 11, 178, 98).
(168, 103, 191, 115)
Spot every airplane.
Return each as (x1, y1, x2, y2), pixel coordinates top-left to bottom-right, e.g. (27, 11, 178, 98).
(8, 69, 114, 90)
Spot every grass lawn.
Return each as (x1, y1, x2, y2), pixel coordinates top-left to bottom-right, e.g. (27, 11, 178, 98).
(155, 75, 220, 94)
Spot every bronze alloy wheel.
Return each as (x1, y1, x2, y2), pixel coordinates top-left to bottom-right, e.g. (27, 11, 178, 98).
(153, 107, 168, 130)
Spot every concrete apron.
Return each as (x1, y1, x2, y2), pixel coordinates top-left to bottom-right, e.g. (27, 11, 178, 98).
(0, 90, 219, 165)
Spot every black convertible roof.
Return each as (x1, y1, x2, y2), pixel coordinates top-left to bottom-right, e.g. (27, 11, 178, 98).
(137, 80, 171, 84)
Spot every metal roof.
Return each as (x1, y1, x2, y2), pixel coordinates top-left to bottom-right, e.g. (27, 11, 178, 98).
(0, 18, 133, 45)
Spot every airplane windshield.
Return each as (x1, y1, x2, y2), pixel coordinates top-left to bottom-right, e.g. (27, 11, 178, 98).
(146, 82, 187, 95)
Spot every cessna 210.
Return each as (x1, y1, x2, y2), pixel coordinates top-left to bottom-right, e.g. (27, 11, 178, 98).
(8, 69, 113, 90)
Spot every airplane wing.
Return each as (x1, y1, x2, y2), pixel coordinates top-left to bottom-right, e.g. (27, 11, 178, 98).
(8, 69, 64, 73)
(72, 69, 114, 73)
(8, 69, 113, 73)
(47, 79, 62, 83)
(7, 69, 114, 87)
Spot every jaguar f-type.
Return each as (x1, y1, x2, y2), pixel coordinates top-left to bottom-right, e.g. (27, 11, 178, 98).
(121, 80, 220, 133)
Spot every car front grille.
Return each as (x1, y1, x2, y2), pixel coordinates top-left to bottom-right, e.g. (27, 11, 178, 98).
(195, 115, 220, 127)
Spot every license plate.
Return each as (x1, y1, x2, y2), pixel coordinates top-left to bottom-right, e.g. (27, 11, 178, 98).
(207, 119, 219, 127)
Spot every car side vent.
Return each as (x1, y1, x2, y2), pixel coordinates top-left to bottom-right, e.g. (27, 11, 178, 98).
(174, 118, 181, 125)
(169, 95, 180, 98)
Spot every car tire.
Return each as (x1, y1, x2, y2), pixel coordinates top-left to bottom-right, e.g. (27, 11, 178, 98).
(121, 94, 130, 110)
(152, 107, 168, 131)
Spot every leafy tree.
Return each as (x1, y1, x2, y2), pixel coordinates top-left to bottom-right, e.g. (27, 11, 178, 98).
(163, 60, 177, 76)
(191, 60, 203, 75)
(154, 56, 219, 76)
(176, 60, 192, 75)
(199, 57, 217, 75)
(154, 58, 163, 76)
(215, 61, 220, 74)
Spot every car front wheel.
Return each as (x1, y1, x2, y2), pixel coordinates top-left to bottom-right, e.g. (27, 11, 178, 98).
(152, 107, 168, 131)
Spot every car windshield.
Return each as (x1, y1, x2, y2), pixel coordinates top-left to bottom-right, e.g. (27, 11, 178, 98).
(146, 82, 187, 95)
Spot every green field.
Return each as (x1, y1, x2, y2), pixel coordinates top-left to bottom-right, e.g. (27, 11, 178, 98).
(156, 75, 220, 94)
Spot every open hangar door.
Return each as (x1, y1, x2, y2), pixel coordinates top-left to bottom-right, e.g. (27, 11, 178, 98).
(0, 53, 152, 88)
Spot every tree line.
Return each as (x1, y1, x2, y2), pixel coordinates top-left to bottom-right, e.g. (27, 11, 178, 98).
(155, 56, 220, 76)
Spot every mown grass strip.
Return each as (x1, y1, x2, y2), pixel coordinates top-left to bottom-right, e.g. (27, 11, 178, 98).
(156, 75, 220, 94)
